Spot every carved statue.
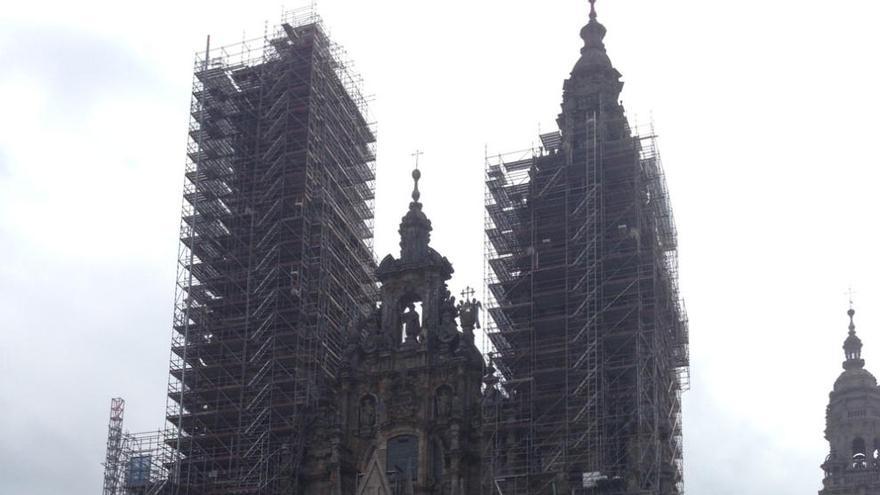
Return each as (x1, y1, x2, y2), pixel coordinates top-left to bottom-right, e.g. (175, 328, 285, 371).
(457, 298, 482, 330)
(402, 303, 421, 343)
(440, 288, 458, 320)
(342, 319, 362, 368)
(435, 386, 452, 418)
(389, 373, 417, 419)
(359, 395, 377, 429)
(362, 308, 385, 353)
(482, 363, 499, 387)
(437, 311, 456, 342)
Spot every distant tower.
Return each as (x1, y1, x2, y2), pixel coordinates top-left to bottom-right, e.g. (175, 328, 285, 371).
(820, 308, 880, 494)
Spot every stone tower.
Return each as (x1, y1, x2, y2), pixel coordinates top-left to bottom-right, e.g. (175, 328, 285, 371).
(820, 307, 880, 494)
(299, 169, 485, 494)
(482, 1, 688, 492)
(158, 14, 377, 494)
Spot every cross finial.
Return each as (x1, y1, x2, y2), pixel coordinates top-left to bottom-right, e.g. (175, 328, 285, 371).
(411, 149, 424, 170)
(847, 287, 857, 334)
(461, 286, 476, 301)
(589, 0, 597, 20)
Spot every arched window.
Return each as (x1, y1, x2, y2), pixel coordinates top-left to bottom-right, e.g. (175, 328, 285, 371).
(852, 437, 867, 469)
(400, 297, 423, 345)
(853, 437, 867, 457)
(387, 434, 418, 482)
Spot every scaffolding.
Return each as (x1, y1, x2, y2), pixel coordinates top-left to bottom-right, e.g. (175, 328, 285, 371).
(103, 398, 126, 494)
(483, 114, 689, 494)
(102, 398, 174, 495)
(162, 7, 377, 494)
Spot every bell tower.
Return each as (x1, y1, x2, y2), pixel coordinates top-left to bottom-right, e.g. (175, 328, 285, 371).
(820, 307, 880, 494)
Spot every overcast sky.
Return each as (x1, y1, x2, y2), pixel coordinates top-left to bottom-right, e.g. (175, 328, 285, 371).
(1, 1, 879, 493)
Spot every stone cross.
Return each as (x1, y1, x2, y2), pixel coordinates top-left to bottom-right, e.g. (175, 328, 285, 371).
(411, 149, 424, 170)
(460, 286, 475, 301)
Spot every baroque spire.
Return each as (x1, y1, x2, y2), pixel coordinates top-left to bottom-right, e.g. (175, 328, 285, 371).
(843, 305, 865, 370)
(575, 0, 610, 69)
(398, 167, 432, 262)
(568, 0, 620, 89)
(378, 164, 453, 282)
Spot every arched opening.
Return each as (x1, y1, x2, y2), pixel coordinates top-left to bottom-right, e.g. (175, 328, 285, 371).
(399, 293, 423, 344)
(852, 437, 867, 469)
(853, 437, 866, 457)
(386, 434, 419, 483)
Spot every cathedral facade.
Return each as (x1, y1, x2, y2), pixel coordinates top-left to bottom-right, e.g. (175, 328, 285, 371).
(298, 170, 485, 494)
(820, 308, 880, 494)
(102, 3, 690, 495)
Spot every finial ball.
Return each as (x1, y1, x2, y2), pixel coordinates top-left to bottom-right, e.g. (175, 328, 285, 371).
(849, 308, 856, 318)
(412, 169, 421, 181)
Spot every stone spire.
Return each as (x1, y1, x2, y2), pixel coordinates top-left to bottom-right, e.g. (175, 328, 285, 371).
(560, 0, 624, 132)
(398, 168, 432, 262)
(843, 306, 865, 371)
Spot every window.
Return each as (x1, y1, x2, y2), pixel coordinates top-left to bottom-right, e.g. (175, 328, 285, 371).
(431, 439, 444, 480)
(386, 434, 418, 481)
(852, 437, 868, 470)
(853, 437, 867, 457)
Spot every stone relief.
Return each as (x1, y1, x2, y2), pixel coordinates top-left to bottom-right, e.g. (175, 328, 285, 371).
(435, 385, 453, 418)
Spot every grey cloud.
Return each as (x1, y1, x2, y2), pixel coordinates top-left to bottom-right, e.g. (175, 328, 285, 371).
(0, 234, 176, 493)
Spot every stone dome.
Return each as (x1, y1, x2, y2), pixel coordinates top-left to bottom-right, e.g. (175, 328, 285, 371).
(833, 367, 877, 393)
(571, 4, 615, 76)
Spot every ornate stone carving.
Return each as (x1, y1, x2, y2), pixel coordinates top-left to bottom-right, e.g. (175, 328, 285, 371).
(435, 385, 453, 419)
(342, 318, 362, 369)
(457, 298, 481, 330)
(437, 309, 459, 346)
(359, 395, 377, 431)
(388, 373, 418, 420)
(362, 307, 390, 354)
